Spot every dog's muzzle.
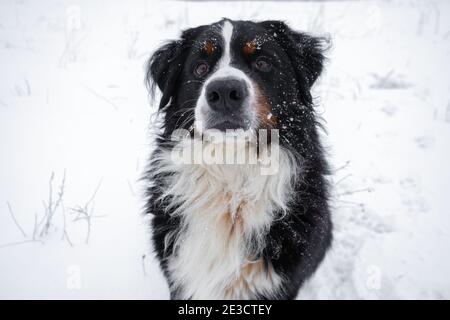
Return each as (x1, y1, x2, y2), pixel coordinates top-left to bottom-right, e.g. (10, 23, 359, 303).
(202, 77, 252, 131)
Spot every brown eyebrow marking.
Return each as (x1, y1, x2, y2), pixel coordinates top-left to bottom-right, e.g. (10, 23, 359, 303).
(255, 85, 277, 129)
(244, 41, 257, 55)
(203, 41, 215, 55)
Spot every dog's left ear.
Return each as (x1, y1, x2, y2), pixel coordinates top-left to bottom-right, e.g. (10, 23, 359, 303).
(260, 21, 327, 90)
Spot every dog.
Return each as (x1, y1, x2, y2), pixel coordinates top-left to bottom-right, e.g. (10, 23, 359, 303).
(145, 18, 332, 300)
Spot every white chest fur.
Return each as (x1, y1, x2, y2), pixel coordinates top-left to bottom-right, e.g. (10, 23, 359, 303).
(153, 140, 299, 299)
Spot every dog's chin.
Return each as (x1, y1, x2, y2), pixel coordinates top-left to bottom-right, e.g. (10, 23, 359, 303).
(208, 121, 245, 131)
(203, 116, 252, 132)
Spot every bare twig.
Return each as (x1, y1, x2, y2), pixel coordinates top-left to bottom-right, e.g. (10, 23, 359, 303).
(3, 171, 107, 247)
(40, 170, 66, 237)
(70, 179, 104, 244)
(63, 230, 73, 246)
(85, 86, 119, 111)
(334, 173, 352, 186)
(6, 202, 27, 237)
(127, 30, 139, 60)
(87, 179, 103, 207)
(61, 202, 73, 247)
(376, 70, 394, 87)
(24, 78, 31, 95)
(142, 254, 147, 276)
(370, 70, 412, 89)
(127, 179, 136, 197)
(334, 160, 350, 173)
(0, 239, 44, 249)
(32, 212, 38, 241)
(337, 187, 373, 197)
(332, 199, 365, 210)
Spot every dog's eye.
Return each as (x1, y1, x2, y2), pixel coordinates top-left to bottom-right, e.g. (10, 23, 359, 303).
(254, 57, 272, 72)
(194, 62, 209, 77)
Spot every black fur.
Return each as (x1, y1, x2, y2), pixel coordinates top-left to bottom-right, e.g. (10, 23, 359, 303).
(144, 19, 332, 299)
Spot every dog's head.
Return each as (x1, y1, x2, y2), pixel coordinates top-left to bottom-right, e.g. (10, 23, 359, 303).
(147, 19, 326, 143)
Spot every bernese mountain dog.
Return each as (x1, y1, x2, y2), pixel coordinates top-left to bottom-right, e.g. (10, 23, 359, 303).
(145, 18, 332, 300)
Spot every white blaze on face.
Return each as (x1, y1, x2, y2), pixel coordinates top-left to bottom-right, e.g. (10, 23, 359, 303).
(194, 20, 256, 133)
(218, 20, 233, 68)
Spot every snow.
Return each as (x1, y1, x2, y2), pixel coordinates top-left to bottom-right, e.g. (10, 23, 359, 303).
(1, 0, 450, 299)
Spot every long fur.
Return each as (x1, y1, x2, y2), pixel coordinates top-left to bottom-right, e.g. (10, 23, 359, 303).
(149, 138, 299, 299)
(144, 19, 332, 300)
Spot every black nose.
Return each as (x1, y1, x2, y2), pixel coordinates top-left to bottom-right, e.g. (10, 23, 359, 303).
(206, 78, 248, 112)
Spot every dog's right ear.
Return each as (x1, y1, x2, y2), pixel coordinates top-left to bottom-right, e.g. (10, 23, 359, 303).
(146, 39, 186, 110)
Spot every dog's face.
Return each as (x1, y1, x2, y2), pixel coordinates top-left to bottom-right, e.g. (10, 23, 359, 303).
(147, 19, 325, 141)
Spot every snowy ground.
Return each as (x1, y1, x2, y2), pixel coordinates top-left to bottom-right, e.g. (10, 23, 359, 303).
(1, 0, 450, 299)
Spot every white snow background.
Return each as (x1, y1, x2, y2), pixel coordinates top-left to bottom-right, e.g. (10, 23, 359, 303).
(1, 0, 450, 299)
